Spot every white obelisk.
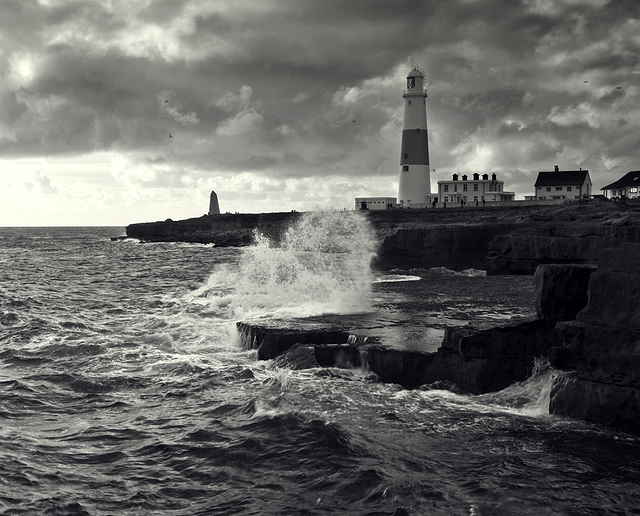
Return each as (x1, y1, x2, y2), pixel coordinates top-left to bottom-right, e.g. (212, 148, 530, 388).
(208, 190, 220, 215)
(397, 67, 431, 206)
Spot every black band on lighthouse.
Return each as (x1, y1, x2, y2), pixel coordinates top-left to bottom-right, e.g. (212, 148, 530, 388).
(400, 130, 430, 165)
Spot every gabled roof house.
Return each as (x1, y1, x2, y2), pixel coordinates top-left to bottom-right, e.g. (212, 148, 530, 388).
(601, 171, 640, 199)
(533, 168, 592, 200)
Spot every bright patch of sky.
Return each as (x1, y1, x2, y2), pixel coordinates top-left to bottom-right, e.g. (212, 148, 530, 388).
(0, 0, 639, 225)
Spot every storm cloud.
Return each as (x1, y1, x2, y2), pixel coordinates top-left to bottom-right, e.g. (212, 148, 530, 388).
(1, 0, 639, 224)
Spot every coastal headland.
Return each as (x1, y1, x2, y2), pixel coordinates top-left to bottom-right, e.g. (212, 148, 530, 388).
(125, 201, 640, 433)
(126, 201, 640, 274)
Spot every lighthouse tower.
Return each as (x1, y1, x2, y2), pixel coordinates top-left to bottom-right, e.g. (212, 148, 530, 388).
(398, 67, 431, 206)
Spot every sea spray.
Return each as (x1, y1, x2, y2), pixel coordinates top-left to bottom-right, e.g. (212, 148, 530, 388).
(196, 210, 378, 319)
(475, 357, 560, 416)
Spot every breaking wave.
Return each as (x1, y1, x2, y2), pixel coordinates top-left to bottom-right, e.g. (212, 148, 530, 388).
(193, 210, 378, 319)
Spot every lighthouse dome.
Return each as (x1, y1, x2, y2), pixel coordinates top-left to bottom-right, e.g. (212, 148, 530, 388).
(407, 67, 424, 78)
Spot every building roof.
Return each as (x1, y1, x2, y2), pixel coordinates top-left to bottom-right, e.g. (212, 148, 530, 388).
(534, 170, 590, 187)
(601, 171, 640, 191)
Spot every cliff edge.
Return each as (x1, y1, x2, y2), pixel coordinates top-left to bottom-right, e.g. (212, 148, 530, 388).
(125, 202, 640, 274)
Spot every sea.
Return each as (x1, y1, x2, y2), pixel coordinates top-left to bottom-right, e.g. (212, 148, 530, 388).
(1, 211, 640, 516)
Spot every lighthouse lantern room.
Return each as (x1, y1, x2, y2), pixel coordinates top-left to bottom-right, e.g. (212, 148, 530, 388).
(397, 66, 431, 207)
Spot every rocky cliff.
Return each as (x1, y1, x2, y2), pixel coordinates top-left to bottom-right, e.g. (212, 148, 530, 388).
(486, 220, 640, 275)
(235, 257, 640, 434)
(413, 263, 595, 394)
(126, 212, 300, 246)
(549, 244, 640, 433)
(125, 202, 640, 274)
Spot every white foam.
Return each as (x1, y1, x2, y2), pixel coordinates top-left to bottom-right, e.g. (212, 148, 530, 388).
(194, 210, 378, 320)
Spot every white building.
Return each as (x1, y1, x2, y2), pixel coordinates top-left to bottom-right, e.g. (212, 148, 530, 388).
(354, 197, 397, 210)
(533, 167, 592, 200)
(434, 173, 515, 206)
(600, 171, 640, 200)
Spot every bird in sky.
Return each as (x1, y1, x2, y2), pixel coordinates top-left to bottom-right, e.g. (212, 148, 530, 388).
(169, 133, 173, 138)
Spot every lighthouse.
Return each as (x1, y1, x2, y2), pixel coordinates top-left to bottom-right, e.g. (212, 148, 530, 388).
(397, 67, 431, 206)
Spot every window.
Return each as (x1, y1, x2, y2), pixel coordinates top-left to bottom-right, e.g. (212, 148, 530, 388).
(463, 184, 468, 191)
(463, 196, 467, 202)
(473, 184, 478, 191)
(402, 165, 409, 171)
(567, 186, 572, 192)
(556, 187, 562, 191)
(474, 196, 478, 202)
(444, 196, 449, 202)
(444, 185, 449, 192)
(454, 185, 458, 192)
(537, 187, 542, 190)
(546, 187, 551, 192)
(404, 153, 408, 159)
(631, 187, 638, 193)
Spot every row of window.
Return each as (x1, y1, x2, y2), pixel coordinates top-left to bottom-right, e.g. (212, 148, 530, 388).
(443, 183, 502, 192)
(538, 186, 573, 192)
(610, 187, 639, 195)
(443, 196, 479, 202)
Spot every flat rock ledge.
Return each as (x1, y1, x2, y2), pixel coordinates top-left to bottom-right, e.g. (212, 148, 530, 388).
(236, 261, 596, 394)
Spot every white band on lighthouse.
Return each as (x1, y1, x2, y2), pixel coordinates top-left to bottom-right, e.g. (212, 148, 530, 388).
(398, 66, 431, 207)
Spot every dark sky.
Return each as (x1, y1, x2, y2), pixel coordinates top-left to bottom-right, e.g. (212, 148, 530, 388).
(1, 0, 639, 224)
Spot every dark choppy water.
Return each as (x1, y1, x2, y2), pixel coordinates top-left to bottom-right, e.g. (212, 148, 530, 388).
(1, 217, 640, 515)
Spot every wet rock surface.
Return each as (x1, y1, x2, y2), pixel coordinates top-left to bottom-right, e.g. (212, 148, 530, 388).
(533, 264, 596, 321)
(549, 244, 640, 433)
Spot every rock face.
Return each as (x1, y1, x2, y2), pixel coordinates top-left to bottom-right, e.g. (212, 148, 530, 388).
(423, 320, 557, 394)
(487, 223, 640, 275)
(236, 263, 594, 394)
(376, 224, 519, 271)
(236, 322, 352, 361)
(533, 264, 596, 321)
(238, 324, 440, 389)
(549, 244, 640, 433)
(125, 203, 640, 273)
